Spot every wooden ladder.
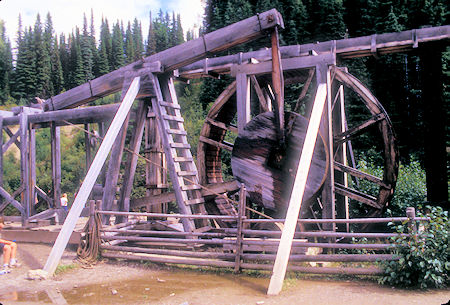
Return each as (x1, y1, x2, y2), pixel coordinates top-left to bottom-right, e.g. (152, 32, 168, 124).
(150, 73, 209, 233)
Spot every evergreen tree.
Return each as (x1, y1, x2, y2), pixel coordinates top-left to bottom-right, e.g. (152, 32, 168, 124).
(81, 13, 94, 81)
(154, 10, 169, 52)
(59, 34, 70, 89)
(68, 29, 85, 87)
(125, 21, 135, 63)
(34, 14, 52, 97)
(0, 20, 12, 101)
(146, 12, 157, 55)
(89, 9, 100, 77)
(175, 14, 184, 45)
(14, 27, 36, 99)
(98, 18, 112, 74)
(50, 37, 64, 94)
(132, 18, 144, 59)
(111, 22, 125, 69)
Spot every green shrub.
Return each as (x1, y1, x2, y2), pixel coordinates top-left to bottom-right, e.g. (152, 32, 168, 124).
(353, 158, 426, 217)
(379, 206, 449, 289)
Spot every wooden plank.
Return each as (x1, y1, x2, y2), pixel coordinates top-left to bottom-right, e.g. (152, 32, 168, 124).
(2, 128, 20, 153)
(29, 127, 37, 216)
(19, 112, 29, 223)
(35, 186, 54, 207)
(234, 186, 246, 272)
(0, 186, 25, 214)
(334, 183, 380, 209)
(236, 73, 250, 132)
(271, 27, 284, 144)
(334, 161, 389, 188)
(205, 118, 238, 133)
(43, 77, 140, 276)
(50, 123, 61, 210)
(199, 135, 233, 151)
(3, 127, 20, 149)
(267, 81, 328, 296)
(180, 25, 450, 78)
(116, 100, 148, 223)
(334, 113, 386, 145)
(250, 75, 270, 112)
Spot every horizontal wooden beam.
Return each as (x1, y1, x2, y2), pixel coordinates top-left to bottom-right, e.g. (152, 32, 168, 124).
(180, 25, 450, 78)
(334, 161, 390, 189)
(3, 103, 120, 127)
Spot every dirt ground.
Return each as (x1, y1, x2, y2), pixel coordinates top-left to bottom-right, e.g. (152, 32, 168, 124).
(0, 243, 449, 305)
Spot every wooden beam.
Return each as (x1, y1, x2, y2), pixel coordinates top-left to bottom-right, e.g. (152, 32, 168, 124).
(236, 73, 250, 132)
(2, 128, 20, 153)
(43, 77, 140, 276)
(267, 81, 328, 296)
(335, 183, 380, 209)
(250, 75, 270, 112)
(116, 100, 148, 223)
(334, 113, 386, 145)
(50, 123, 62, 210)
(0, 186, 25, 214)
(3, 127, 20, 150)
(19, 112, 29, 223)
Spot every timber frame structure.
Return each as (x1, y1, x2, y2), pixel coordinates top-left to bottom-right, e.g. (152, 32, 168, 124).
(0, 8, 448, 293)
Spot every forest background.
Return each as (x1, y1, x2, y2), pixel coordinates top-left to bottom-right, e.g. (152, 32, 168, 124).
(0, 0, 448, 216)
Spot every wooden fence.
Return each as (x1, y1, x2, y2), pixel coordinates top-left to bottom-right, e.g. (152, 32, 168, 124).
(95, 201, 428, 276)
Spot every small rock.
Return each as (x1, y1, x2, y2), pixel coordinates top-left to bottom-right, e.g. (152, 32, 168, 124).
(83, 292, 95, 297)
(27, 269, 49, 280)
(170, 293, 175, 297)
(145, 287, 150, 291)
(157, 278, 166, 283)
(111, 289, 118, 295)
(73, 284, 78, 288)
(256, 301, 265, 305)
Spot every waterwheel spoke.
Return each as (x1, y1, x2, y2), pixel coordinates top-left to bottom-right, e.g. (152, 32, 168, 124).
(334, 183, 381, 209)
(334, 113, 386, 145)
(334, 161, 390, 189)
(199, 136, 233, 151)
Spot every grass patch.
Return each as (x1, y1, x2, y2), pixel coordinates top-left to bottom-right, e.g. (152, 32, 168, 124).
(55, 263, 78, 275)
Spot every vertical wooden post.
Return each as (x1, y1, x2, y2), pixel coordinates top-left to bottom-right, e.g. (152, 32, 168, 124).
(51, 122, 62, 211)
(236, 72, 250, 133)
(98, 122, 107, 186)
(116, 100, 148, 223)
(338, 86, 350, 232)
(84, 123, 91, 173)
(89, 199, 95, 231)
(43, 77, 140, 276)
(270, 26, 285, 144)
(234, 185, 246, 273)
(19, 111, 29, 224)
(406, 207, 417, 234)
(267, 76, 328, 296)
(29, 125, 36, 216)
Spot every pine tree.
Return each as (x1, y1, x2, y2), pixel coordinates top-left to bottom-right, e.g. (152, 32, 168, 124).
(125, 21, 135, 63)
(59, 34, 70, 89)
(89, 9, 100, 77)
(145, 12, 157, 55)
(0, 20, 13, 101)
(100, 18, 113, 69)
(111, 22, 125, 69)
(14, 27, 36, 100)
(175, 14, 184, 45)
(154, 10, 169, 52)
(50, 37, 64, 94)
(132, 18, 144, 59)
(81, 13, 94, 81)
(69, 29, 85, 87)
(34, 14, 52, 98)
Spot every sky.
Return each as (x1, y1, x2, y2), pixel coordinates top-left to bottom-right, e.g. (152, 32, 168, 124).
(0, 0, 205, 47)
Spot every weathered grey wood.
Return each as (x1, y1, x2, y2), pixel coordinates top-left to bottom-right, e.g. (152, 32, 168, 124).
(236, 73, 250, 132)
(250, 75, 270, 112)
(334, 162, 389, 188)
(234, 186, 246, 272)
(35, 186, 53, 208)
(267, 80, 328, 296)
(180, 25, 450, 78)
(271, 27, 284, 144)
(43, 77, 140, 276)
(2, 128, 20, 153)
(50, 122, 61, 210)
(29, 127, 36, 216)
(335, 183, 380, 209)
(84, 124, 91, 174)
(3, 127, 20, 149)
(19, 112, 29, 223)
(97, 210, 238, 220)
(116, 100, 148, 223)
(334, 113, 386, 145)
(0, 186, 25, 214)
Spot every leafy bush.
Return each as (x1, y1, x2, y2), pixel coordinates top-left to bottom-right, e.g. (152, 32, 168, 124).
(353, 157, 426, 216)
(379, 206, 449, 289)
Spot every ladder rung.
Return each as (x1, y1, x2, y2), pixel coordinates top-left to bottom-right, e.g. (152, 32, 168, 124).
(170, 143, 191, 149)
(163, 115, 184, 122)
(185, 198, 205, 205)
(181, 184, 202, 191)
(160, 101, 181, 109)
(178, 171, 197, 176)
(173, 156, 194, 162)
(167, 129, 187, 135)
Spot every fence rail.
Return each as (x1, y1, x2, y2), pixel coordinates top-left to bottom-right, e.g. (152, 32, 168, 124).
(95, 200, 427, 275)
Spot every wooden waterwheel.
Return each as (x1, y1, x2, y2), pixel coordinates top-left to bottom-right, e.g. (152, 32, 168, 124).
(196, 64, 399, 226)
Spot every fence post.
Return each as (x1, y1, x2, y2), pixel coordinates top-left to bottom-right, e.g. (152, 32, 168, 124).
(406, 207, 417, 234)
(234, 185, 246, 273)
(89, 200, 96, 231)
